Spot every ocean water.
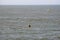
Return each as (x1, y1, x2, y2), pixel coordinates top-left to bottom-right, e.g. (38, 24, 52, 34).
(0, 5, 60, 40)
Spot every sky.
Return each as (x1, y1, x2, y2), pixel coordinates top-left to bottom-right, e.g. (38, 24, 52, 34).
(0, 0, 60, 5)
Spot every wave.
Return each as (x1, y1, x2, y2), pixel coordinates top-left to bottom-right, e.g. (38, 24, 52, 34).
(0, 17, 60, 24)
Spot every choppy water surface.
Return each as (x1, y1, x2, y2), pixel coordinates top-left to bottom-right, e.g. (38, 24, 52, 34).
(0, 5, 60, 40)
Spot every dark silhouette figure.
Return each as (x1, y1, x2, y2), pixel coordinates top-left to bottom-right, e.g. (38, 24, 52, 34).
(28, 24, 31, 28)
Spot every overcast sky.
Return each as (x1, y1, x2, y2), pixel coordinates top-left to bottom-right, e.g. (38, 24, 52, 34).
(0, 0, 60, 5)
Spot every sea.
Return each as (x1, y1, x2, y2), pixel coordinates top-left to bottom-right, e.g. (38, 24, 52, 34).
(0, 5, 60, 40)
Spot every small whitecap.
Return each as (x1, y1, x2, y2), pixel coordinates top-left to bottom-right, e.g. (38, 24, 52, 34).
(24, 17, 28, 19)
(7, 28, 10, 30)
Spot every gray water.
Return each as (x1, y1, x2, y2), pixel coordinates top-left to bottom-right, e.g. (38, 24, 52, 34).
(0, 5, 60, 40)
